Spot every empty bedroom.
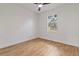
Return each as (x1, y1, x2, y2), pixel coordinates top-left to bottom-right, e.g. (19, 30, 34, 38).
(0, 3, 79, 56)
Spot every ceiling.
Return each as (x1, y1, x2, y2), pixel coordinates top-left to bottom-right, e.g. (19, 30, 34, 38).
(20, 3, 63, 13)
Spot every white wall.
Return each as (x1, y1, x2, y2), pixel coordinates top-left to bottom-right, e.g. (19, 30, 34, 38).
(0, 4, 38, 48)
(39, 4, 79, 47)
(0, 3, 79, 48)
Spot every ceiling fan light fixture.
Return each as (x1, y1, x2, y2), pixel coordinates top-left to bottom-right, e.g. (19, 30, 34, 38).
(38, 4, 43, 7)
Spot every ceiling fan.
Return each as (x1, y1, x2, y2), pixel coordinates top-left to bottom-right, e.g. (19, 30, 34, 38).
(34, 3, 50, 11)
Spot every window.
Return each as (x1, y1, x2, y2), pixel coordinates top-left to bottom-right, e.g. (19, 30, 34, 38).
(47, 15, 57, 32)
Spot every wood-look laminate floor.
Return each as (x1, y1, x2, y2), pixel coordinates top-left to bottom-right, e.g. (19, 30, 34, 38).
(0, 38, 79, 56)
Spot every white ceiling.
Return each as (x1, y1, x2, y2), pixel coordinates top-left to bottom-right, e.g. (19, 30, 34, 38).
(20, 3, 63, 13)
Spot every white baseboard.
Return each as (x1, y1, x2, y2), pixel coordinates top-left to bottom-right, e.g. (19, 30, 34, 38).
(38, 35, 64, 43)
(0, 36, 37, 48)
(1, 35, 79, 48)
(38, 35, 79, 47)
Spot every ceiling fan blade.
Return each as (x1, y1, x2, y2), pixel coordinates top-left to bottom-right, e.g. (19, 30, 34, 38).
(34, 3, 39, 4)
(42, 3, 50, 5)
(34, 3, 50, 5)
